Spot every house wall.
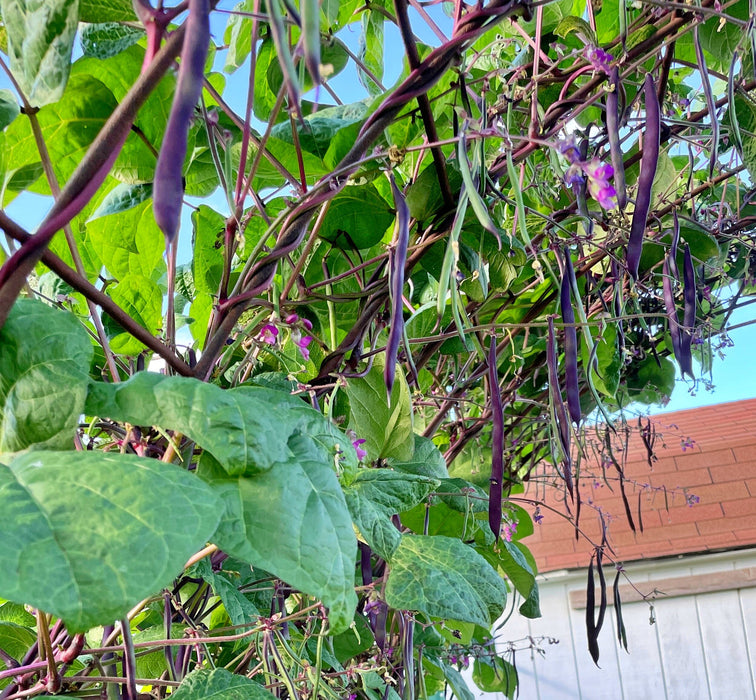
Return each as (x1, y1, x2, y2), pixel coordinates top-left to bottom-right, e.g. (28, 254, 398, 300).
(476, 548, 756, 700)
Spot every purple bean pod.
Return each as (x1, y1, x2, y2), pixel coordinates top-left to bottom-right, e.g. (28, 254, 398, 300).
(153, 0, 211, 242)
(561, 249, 581, 424)
(613, 568, 628, 650)
(586, 554, 599, 664)
(627, 74, 660, 281)
(548, 316, 574, 498)
(679, 243, 696, 380)
(662, 255, 683, 372)
(488, 334, 504, 539)
(384, 174, 410, 401)
(669, 209, 680, 280)
(606, 66, 627, 210)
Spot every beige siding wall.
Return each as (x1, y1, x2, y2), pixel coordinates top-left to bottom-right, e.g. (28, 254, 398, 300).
(467, 549, 756, 699)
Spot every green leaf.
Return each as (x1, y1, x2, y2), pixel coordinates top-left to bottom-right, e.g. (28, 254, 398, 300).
(319, 181, 394, 249)
(224, 1, 256, 73)
(2, 72, 117, 193)
(80, 22, 144, 60)
(0, 89, 20, 130)
(103, 275, 163, 355)
(0, 621, 36, 688)
(133, 624, 186, 679)
(346, 356, 414, 461)
(358, 5, 384, 94)
(343, 470, 439, 559)
(0, 451, 220, 632)
(191, 558, 259, 628)
(476, 540, 535, 600)
(87, 373, 356, 476)
(198, 434, 358, 634)
(581, 322, 621, 397)
(440, 662, 475, 700)
(87, 197, 165, 280)
(1, 0, 79, 107)
(385, 536, 507, 627)
(88, 182, 153, 220)
(79, 0, 134, 22)
(388, 435, 448, 479)
(192, 205, 225, 295)
(731, 94, 756, 182)
(171, 668, 277, 700)
(72, 46, 176, 183)
(554, 16, 596, 44)
(0, 298, 92, 452)
(472, 657, 518, 697)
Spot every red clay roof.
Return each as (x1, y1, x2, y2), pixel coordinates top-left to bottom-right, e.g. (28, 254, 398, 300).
(522, 398, 756, 572)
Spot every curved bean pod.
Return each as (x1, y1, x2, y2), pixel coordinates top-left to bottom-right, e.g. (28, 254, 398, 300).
(153, 0, 211, 242)
(627, 73, 660, 281)
(680, 243, 696, 380)
(301, 0, 321, 86)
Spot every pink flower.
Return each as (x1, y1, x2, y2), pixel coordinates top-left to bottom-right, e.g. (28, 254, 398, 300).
(284, 313, 299, 325)
(561, 154, 617, 210)
(502, 521, 518, 542)
(352, 438, 367, 461)
(259, 324, 278, 345)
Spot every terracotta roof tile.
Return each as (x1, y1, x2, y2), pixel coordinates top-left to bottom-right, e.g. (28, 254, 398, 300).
(523, 398, 756, 572)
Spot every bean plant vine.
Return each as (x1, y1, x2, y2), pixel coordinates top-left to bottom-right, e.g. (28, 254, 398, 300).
(0, 0, 754, 698)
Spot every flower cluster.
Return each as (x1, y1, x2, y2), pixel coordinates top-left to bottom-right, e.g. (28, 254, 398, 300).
(583, 45, 613, 74)
(680, 436, 696, 452)
(559, 137, 618, 210)
(258, 313, 313, 360)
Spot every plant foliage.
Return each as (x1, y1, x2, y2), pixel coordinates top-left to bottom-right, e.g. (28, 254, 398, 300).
(0, 0, 753, 697)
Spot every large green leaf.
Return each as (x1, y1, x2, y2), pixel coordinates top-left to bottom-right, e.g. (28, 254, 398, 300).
(72, 46, 175, 183)
(2, 72, 117, 193)
(86, 373, 358, 477)
(0, 451, 220, 632)
(171, 668, 276, 700)
(318, 181, 394, 249)
(0, 89, 20, 130)
(0, 298, 92, 453)
(346, 357, 414, 462)
(198, 434, 358, 634)
(358, 4, 384, 94)
(343, 469, 439, 559)
(1, 0, 79, 107)
(385, 536, 507, 628)
(472, 657, 518, 697)
(387, 434, 448, 479)
(191, 558, 259, 628)
(0, 621, 36, 688)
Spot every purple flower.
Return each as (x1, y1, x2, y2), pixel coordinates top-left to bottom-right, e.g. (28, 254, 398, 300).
(284, 313, 299, 325)
(502, 521, 517, 542)
(302, 318, 313, 331)
(584, 45, 613, 74)
(559, 151, 617, 210)
(352, 438, 368, 461)
(259, 324, 278, 345)
(295, 334, 312, 361)
(558, 136, 582, 164)
(533, 508, 544, 525)
(584, 158, 617, 209)
(681, 437, 696, 452)
(686, 493, 700, 507)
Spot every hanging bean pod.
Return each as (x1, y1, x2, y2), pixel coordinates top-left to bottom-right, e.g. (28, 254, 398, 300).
(488, 334, 504, 539)
(627, 74, 660, 281)
(385, 174, 410, 401)
(680, 243, 696, 380)
(561, 249, 581, 424)
(606, 66, 627, 210)
(153, 0, 211, 242)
